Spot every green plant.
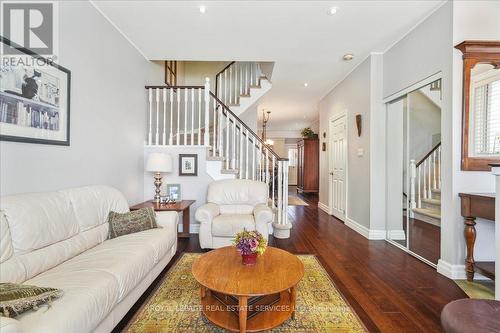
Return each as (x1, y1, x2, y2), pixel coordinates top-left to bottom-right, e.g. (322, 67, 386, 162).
(233, 229, 267, 255)
(301, 127, 315, 138)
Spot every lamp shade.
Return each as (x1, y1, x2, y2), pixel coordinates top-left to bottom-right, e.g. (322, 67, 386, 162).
(146, 153, 173, 173)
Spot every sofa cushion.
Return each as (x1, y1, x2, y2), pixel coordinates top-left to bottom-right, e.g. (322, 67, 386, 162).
(0, 282, 63, 318)
(20, 269, 121, 333)
(219, 204, 254, 215)
(0, 192, 79, 256)
(0, 214, 13, 263)
(108, 208, 157, 239)
(60, 186, 129, 232)
(212, 214, 255, 237)
(207, 179, 268, 206)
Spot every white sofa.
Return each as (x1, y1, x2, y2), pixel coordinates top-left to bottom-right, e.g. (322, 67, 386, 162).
(195, 179, 273, 249)
(0, 185, 178, 333)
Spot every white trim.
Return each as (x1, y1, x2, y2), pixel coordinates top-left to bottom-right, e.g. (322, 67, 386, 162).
(387, 229, 406, 240)
(387, 239, 437, 268)
(89, 0, 149, 60)
(437, 259, 489, 280)
(345, 217, 385, 240)
(318, 201, 330, 214)
(144, 144, 211, 148)
(383, 72, 443, 103)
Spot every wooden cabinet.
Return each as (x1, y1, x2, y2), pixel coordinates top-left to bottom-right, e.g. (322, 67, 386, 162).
(297, 138, 319, 193)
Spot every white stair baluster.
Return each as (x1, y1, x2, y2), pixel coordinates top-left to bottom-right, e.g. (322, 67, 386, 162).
(169, 89, 173, 145)
(410, 160, 416, 210)
(251, 140, 256, 180)
(239, 128, 244, 179)
(191, 89, 194, 145)
(162, 88, 167, 145)
(198, 88, 202, 145)
(218, 105, 223, 157)
(212, 97, 216, 155)
(423, 160, 427, 200)
(232, 116, 236, 169)
(176, 89, 180, 145)
(226, 114, 230, 169)
(265, 148, 270, 187)
(428, 157, 432, 198)
(224, 70, 228, 105)
(155, 88, 160, 145)
(272, 155, 276, 208)
(277, 161, 283, 224)
(417, 166, 422, 208)
(432, 150, 437, 190)
(184, 89, 188, 145)
(438, 146, 441, 189)
(148, 88, 152, 145)
(229, 66, 233, 105)
(245, 132, 249, 179)
(204, 78, 210, 145)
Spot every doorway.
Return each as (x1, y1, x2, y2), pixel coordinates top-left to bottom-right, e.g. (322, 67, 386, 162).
(329, 114, 347, 221)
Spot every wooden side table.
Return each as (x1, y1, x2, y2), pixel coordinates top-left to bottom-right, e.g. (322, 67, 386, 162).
(130, 200, 195, 238)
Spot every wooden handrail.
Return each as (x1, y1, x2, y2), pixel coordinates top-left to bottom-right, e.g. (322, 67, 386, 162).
(215, 61, 235, 98)
(416, 142, 441, 167)
(209, 92, 288, 161)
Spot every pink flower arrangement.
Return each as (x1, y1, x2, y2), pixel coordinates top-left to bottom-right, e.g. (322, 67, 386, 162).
(233, 229, 267, 256)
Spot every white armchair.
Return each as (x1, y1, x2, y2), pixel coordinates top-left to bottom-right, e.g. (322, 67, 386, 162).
(195, 179, 273, 249)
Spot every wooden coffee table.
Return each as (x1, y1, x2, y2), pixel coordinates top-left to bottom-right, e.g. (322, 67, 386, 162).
(192, 246, 304, 333)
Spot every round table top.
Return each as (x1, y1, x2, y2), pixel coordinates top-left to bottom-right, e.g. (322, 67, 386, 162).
(192, 246, 304, 297)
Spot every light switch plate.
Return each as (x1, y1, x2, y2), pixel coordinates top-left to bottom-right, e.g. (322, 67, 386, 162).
(357, 148, 364, 157)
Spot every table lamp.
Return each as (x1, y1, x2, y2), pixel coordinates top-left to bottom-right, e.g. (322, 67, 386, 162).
(146, 153, 173, 203)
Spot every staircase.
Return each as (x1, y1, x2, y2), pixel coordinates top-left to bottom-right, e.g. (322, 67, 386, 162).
(215, 62, 272, 116)
(144, 62, 291, 238)
(410, 143, 441, 226)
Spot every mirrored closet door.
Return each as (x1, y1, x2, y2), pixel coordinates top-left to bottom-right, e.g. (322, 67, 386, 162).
(386, 79, 442, 265)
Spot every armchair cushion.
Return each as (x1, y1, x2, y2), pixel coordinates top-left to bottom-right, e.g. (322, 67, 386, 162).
(219, 205, 254, 215)
(253, 204, 273, 225)
(195, 203, 220, 224)
(212, 215, 255, 238)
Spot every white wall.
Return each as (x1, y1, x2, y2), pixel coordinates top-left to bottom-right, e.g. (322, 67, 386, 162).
(449, 0, 499, 266)
(0, 1, 163, 204)
(319, 57, 371, 228)
(177, 61, 228, 87)
(143, 146, 215, 233)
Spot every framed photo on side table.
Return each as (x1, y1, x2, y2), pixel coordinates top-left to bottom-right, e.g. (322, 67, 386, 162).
(179, 154, 198, 176)
(0, 37, 71, 146)
(166, 184, 181, 202)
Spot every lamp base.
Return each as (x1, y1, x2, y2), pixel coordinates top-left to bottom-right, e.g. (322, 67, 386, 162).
(153, 172, 162, 203)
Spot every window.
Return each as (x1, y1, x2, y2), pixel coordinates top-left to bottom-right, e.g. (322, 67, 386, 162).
(288, 147, 298, 167)
(471, 71, 500, 156)
(165, 61, 177, 86)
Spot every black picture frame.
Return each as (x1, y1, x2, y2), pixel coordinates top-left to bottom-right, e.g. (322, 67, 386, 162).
(0, 36, 71, 146)
(179, 154, 198, 176)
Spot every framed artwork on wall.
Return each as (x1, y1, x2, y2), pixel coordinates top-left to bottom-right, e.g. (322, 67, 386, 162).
(179, 154, 198, 176)
(0, 37, 71, 146)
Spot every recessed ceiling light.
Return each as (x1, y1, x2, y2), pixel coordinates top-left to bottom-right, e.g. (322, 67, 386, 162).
(343, 53, 354, 61)
(199, 6, 206, 13)
(328, 7, 338, 15)
(304, 82, 309, 87)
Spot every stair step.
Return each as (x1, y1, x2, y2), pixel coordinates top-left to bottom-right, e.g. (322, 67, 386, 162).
(431, 188, 441, 200)
(413, 208, 441, 220)
(228, 103, 241, 107)
(239, 93, 251, 98)
(421, 198, 441, 205)
(249, 84, 261, 89)
(221, 169, 239, 175)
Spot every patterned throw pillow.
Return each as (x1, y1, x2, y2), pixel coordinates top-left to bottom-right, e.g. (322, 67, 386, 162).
(108, 208, 158, 239)
(0, 283, 63, 318)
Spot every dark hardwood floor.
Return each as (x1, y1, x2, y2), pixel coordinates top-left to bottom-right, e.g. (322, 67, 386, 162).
(114, 191, 467, 333)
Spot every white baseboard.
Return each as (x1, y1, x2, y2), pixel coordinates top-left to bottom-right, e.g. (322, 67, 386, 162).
(345, 217, 385, 240)
(318, 202, 330, 214)
(437, 259, 489, 280)
(388, 229, 406, 240)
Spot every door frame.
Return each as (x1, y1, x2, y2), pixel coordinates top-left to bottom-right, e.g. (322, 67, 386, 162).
(328, 111, 348, 221)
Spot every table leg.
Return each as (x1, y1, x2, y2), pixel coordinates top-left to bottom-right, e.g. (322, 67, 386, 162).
(200, 285, 206, 299)
(290, 286, 297, 320)
(180, 207, 190, 238)
(464, 216, 476, 282)
(238, 296, 248, 333)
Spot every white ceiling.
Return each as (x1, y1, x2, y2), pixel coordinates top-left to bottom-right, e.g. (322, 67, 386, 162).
(92, 0, 444, 131)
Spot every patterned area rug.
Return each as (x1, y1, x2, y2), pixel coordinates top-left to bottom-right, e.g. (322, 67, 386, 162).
(124, 253, 366, 332)
(455, 280, 495, 300)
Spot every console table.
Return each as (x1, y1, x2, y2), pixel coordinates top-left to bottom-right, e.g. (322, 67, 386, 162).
(130, 200, 195, 238)
(459, 192, 495, 281)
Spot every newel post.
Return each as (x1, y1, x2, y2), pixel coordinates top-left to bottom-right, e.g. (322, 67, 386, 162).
(491, 165, 500, 300)
(204, 78, 210, 145)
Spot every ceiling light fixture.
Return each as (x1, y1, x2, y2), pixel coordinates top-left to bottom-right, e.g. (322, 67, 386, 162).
(328, 7, 338, 15)
(304, 82, 309, 87)
(343, 53, 354, 61)
(199, 6, 206, 13)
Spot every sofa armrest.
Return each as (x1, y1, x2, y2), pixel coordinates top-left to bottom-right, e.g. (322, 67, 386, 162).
(195, 203, 220, 225)
(155, 211, 179, 230)
(253, 204, 273, 225)
(0, 317, 26, 333)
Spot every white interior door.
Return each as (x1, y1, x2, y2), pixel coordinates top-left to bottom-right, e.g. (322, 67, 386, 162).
(329, 115, 347, 221)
